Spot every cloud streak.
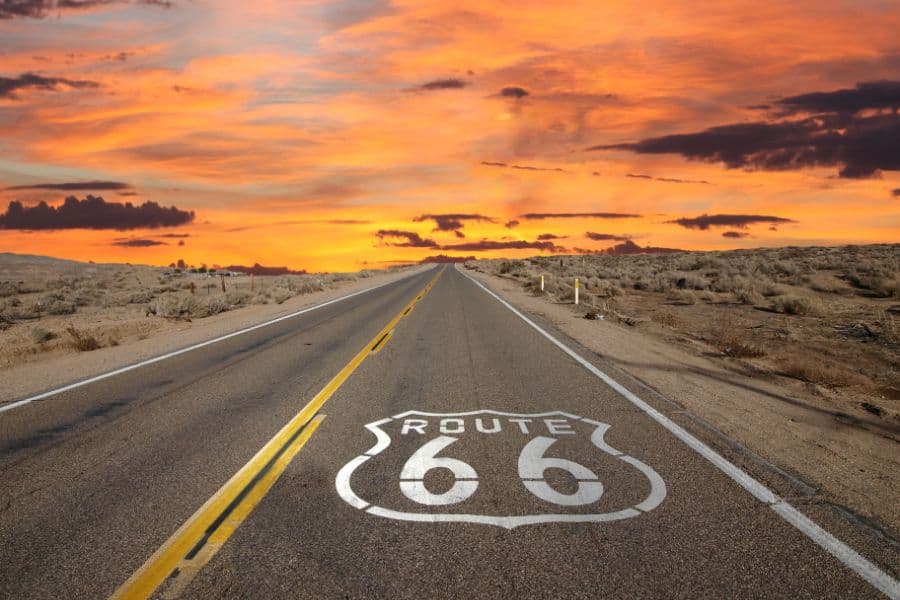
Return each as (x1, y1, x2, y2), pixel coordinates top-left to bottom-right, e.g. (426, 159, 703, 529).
(6, 180, 131, 191)
(521, 212, 640, 220)
(667, 214, 796, 230)
(0, 72, 98, 98)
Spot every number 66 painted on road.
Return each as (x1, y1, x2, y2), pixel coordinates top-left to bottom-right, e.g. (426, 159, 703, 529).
(399, 436, 603, 507)
(336, 410, 667, 529)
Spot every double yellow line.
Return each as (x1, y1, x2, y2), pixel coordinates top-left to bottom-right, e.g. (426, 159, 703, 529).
(111, 268, 443, 599)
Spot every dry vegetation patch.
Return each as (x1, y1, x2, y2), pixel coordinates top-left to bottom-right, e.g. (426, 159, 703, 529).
(470, 244, 900, 419)
(0, 253, 406, 370)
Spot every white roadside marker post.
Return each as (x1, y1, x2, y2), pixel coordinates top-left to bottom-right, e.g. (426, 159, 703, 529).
(574, 277, 580, 305)
(540, 274, 545, 292)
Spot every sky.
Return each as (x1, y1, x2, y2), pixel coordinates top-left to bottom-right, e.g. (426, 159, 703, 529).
(0, 0, 898, 272)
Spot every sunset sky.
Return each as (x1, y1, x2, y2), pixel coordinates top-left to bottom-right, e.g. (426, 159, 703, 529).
(1, 0, 898, 272)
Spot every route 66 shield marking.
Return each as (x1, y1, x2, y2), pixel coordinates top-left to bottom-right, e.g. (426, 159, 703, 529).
(335, 410, 666, 529)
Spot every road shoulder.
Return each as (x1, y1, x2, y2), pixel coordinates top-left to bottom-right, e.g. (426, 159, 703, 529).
(1, 266, 430, 405)
(463, 266, 900, 539)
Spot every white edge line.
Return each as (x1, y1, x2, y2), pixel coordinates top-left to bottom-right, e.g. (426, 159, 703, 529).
(0, 267, 435, 415)
(457, 266, 899, 599)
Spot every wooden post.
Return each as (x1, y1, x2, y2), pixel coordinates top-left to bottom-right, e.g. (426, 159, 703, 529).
(221, 274, 226, 293)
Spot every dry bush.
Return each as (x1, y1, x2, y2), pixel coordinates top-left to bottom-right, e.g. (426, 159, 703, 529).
(225, 289, 253, 306)
(149, 293, 208, 320)
(66, 326, 102, 352)
(780, 357, 865, 387)
(666, 290, 696, 305)
(771, 294, 819, 316)
(706, 315, 765, 358)
(0, 281, 18, 297)
(652, 311, 679, 328)
(31, 326, 54, 344)
(734, 288, 765, 305)
(271, 287, 293, 304)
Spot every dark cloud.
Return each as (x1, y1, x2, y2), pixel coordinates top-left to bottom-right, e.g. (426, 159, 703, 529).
(892, 188, 900, 197)
(157, 233, 189, 238)
(504, 219, 519, 229)
(413, 213, 494, 235)
(722, 231, 749, 238)
(592, 81, 900, 179)
(419, 254, 475, 263)
(480, 161, 567, 173)
(0, 195, 195, 230)
(500, 86, 529, 98)
(417, 78, 467, 91)
(113, 238, 166, 247)
(6, 180, 131, 191)
(536, 233, 565, 240)
(585, 232, 630, 242)
(775, 80, 900, 116)
(602, 240, 683, 255)
(375, 229, 438, 248)
(520, 212, 640, 220)
(626, 173, 652, 179)
(118, 191, 140, 196)
(0, 0, 171, 19)
(441, 239, 566, 253)
(667, 213, 796, 230)
(0, 72, 99, 98)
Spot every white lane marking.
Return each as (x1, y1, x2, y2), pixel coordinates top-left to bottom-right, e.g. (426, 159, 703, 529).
(458, 266, 900, 599)
(0, 268, 434, 415)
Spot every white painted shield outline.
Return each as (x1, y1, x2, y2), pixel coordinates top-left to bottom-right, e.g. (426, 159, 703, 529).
(335, 410, 667, 529)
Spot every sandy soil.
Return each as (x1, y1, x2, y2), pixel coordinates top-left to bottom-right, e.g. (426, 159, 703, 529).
(0, 254, 427, 403)
(465, 265, 900, 535)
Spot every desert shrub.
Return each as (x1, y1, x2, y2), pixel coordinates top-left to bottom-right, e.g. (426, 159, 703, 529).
(44, 300, 77, 315)
(734, 288, 765, 305)
(66, 326, 102, 351)
(205, 297, 230, 315)
(271, 287, 293, 304)
(761, 284, 786, 297)
(294, 277, 326, 295)
(31, 326, 54, 344)
(499, 260, 526, 275)
(698, 291, 718, 303)
(149, 293, 207, 320)
(0, 281, 18, 297)
(707, 316, 764, 357)
(225, 289, 253, 306)
(771, 294, 819, 316)
(652, 311, 679, 327)
(666, 290, 696, 305)
(781, 358, 864, 387)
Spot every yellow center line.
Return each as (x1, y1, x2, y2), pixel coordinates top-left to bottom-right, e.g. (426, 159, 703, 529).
(110, 268, 444, 600)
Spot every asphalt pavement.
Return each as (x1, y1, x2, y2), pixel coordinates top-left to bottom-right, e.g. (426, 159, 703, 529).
(0, 265, 897, 599)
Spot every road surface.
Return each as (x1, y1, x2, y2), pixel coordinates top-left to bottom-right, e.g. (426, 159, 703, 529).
(0, 266, 897, 599)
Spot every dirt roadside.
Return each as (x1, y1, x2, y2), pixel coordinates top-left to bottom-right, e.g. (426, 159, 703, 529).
(464, 266, 899, 535)
(1, 265, 430, 405)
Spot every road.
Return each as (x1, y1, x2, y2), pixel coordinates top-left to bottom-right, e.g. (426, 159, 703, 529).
(0, 265, 897, 599)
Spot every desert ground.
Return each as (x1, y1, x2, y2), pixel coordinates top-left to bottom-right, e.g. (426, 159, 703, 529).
(0, 253, 420, 400)
(465, 244, 899, 532)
